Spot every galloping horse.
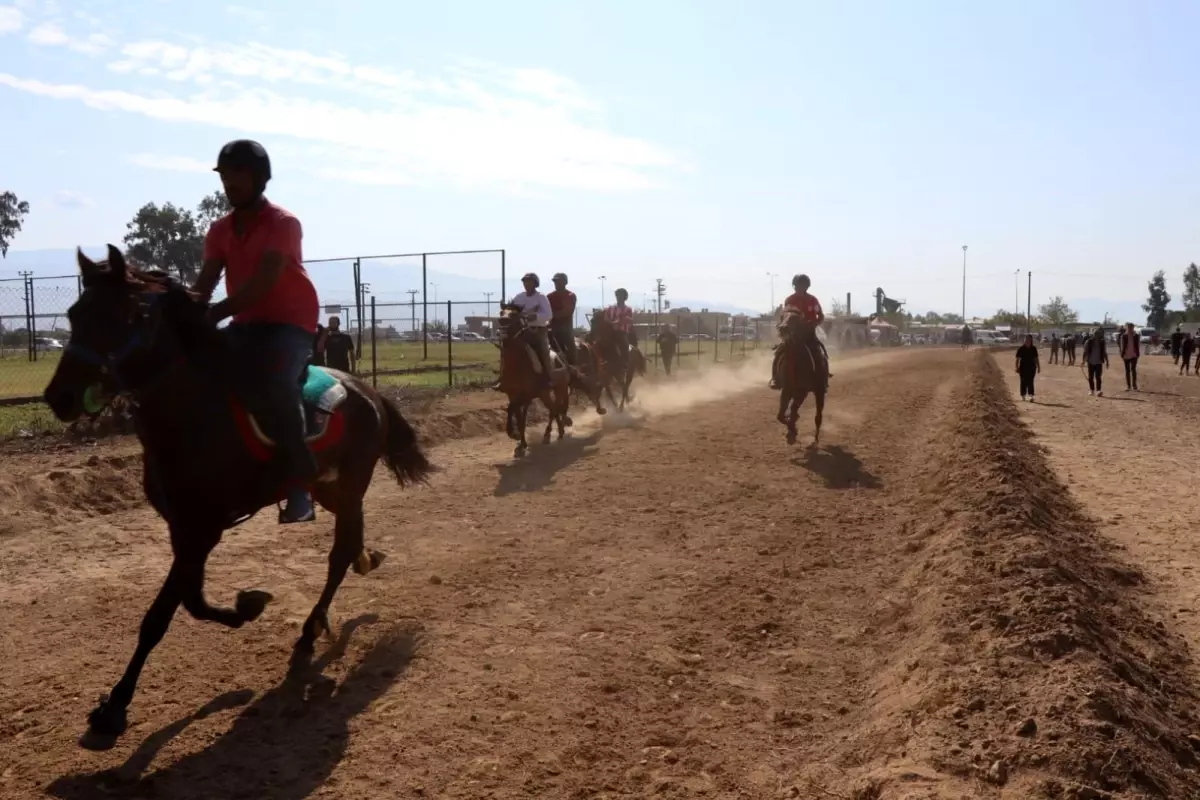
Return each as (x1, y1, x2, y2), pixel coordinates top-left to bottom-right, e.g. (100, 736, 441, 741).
(496, 305, 574, 457)
(774, 310, 828, 447)
(42, 245, 433, 741)
(585, 313, 647, 412)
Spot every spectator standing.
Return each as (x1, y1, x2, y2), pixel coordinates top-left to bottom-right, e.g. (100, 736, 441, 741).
(1117, 322, 1140, 391)
(1015, 334, 1041, 402)
(1083, 328, 1109, 396)
(1182, 333, 1196, 375)
(323, 316, 356, 373)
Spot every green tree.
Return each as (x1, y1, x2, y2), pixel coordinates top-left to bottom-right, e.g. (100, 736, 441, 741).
(828, 298, 847, 317)
(1037, 296, 1078, 327)
(1143, 270, 1171, 330)
(0, 191, 30, 258)
(122, 192, 229, 283)
(1183, 263, 1200, 313)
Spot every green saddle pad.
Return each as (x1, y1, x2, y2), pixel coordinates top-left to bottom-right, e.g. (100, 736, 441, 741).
(301, 366, 346, 413)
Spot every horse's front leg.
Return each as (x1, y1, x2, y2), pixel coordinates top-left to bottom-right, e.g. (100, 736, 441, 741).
(85, 562, 183, 739)
(515, 400, 530, 457)
(541, 392, 555, 444)
(777, 385, 790, 425)
(505, 400, 517, 440)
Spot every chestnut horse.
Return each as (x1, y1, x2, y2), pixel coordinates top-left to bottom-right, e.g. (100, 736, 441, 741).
(496, 305, 574, 457)
(42, 245, 433, 743)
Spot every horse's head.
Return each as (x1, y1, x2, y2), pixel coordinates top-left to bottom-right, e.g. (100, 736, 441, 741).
(496, 304, 529, 344)
(589, 312, 615, 345)
(780, 310, 813, 344)
(43, 244, 209, 421)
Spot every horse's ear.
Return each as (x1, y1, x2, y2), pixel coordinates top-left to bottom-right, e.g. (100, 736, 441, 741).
(76, 247, 100, 280)
(105, 244, 128, 283)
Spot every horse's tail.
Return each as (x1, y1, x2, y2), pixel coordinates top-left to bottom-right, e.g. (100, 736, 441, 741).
(380, 395, 434, 487)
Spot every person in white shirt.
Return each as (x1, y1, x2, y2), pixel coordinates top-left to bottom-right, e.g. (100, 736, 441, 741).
(508, 272, 554, 386)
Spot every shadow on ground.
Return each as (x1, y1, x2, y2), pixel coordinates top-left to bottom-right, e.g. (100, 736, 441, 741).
(793, 444, 882, 490)
(493, 430, 603, 496)
(47, 616, 419, 800)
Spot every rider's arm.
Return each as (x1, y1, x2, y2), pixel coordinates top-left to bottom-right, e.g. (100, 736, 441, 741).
(193, 226, 226, 300)
(210, 215, 300, 322)
(534, 294, 553, 326)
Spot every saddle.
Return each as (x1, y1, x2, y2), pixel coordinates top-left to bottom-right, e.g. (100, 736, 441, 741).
(240, 365, 349, 447)
(524, 341, 567, 375)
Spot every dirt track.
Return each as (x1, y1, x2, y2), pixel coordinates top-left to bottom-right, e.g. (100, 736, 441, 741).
(4, 348, 1200, 798)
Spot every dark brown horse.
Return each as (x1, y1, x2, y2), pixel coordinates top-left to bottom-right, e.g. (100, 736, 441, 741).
(496, 305, 575, 457)
(774, 310, 828, 447)
(42, 245, 433, 743)
(585, 314, 647, 412)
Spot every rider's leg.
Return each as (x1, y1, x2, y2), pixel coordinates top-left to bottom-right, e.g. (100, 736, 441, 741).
(244, 323, 319, 523)
(818, 339, 834, 378)
(769, 343, 784, 389)
(533, 327, 553, 387)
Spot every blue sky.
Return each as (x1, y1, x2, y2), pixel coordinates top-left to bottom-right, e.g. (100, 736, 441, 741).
(1, 0, 1198, 322)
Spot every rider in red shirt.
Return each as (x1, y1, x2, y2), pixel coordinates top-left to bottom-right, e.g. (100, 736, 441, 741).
(193, 139, 320, 524)
(547, 273, 578, 365)
(769, 273, 833, 389)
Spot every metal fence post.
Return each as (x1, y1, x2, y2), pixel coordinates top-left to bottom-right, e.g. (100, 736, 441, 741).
(26, 275, 37, 362)
(370, 295, 378, 390)
(422, 253, 429, 360)
(352, 258, 362, 359)
(446, 300, 453, 387)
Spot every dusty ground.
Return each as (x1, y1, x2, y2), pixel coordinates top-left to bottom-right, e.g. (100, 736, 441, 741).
(2, 347, 1200, 798)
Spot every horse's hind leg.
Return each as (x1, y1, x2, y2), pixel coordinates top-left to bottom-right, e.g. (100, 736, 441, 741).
(296, 496, 366, 656)
(777, 386, 789, 425)
(515, 402, 530, 457)
(812, 389, 825, 448)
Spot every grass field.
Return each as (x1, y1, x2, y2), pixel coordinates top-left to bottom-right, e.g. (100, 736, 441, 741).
(0, 337, 769, 437)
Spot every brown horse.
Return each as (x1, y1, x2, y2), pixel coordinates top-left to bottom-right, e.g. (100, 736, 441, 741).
(774, 310, 828, 447)
(41, 245, 433, 743)
(585, 314, 647, 412)
(496, 305, 574, 457)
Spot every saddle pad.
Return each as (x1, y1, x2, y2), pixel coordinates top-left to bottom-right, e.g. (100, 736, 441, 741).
(524, 344, 564, 374)
(301, 366, 348, 413)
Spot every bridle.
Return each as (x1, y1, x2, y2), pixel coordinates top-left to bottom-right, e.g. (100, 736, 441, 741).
(64, 291, 169, 398)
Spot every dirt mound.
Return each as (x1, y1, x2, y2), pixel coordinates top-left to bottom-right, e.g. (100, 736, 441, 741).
(0, 448, 145, 537)
(845, 350, 1200, 797)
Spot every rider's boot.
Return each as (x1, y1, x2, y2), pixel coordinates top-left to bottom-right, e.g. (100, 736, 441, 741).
(270, 394, 318, 524)
(768, 345, 783, 390)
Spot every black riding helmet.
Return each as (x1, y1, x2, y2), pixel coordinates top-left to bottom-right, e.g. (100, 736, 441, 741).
(615, 287, 629, 300)
(214, 139, 272, 184)
(792, 274, 811, 290)
(552, 272, 568, 284)
(521, 272, 540, 289)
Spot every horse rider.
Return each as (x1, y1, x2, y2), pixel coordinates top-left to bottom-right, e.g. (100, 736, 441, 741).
(496, 272, 554, 390)
(547, 272, 578, 366)
(769, 274, 832, 390)
(192, 139, 320, 524)
(602, 288, 638, 372)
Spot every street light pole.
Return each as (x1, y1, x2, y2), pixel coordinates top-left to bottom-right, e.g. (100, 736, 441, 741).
(961, 245, 968, 322)
(766, 272, 778, 312)
(599, 275, 606, 310)
(1014, 269, 1020, 322)
(406, 288, 419, 335)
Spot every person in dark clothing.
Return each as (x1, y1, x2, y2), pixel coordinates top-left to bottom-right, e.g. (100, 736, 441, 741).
(1117, 322, 1140, 391)
(1015, 334, 1040, 402)
(311, 323, 327, 367)
(656, 324, 679, 375)
(322, 316, 356, 373)
(1048, 333, 1060, 364)
(1171, 326, 1184, 365)
(1183, 333, 1197, 375)
(1083, 328, 1109, 396)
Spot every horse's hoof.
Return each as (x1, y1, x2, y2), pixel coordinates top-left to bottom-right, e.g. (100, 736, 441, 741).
(596, 408, 607, 415)
(313, 609, 334, 641)
(542, 434, 551, 445)
(776, 414, 787, 425)
(514, 447, 526, 459)
(85, 695, 128, 741)
(353, 549, 387, 576)
(235, 589, 274, 622)
(563, 415, 574, 427)
(785, 432, 797, 445)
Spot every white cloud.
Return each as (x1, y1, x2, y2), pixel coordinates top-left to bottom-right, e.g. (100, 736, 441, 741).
(127, 153, 212, 174)
(0, 6, 23, 34)
(0, 29, 682, 194)
(28, 22, 112, 54)
(52, 189, 94, 208)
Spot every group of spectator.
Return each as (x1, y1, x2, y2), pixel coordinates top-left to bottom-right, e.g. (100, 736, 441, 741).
(1015, 322, 1152, 400)
(310, 316, 356, 373)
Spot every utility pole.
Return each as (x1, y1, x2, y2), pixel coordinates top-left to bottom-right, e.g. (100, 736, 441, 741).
(598, 275, 606, 311)
(406, 289, 419, 335)
(19, 271, 33, 362)
(1026, 271, 1032, 336)
(961, 245, 968, 323)
(655, 278, 666, 315)
(1014, 269, 1020, 324)
(766, 272, 777, 312)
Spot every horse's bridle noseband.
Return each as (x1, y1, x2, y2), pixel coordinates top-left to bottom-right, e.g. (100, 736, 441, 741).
(65, 292, 166, 396)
